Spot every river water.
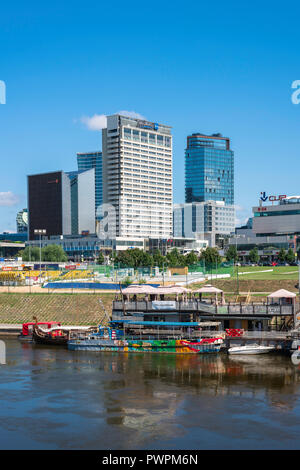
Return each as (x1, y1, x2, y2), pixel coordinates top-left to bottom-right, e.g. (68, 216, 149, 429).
(1, 338, 300, 450)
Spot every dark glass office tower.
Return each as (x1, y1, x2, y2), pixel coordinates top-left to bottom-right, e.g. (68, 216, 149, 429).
(77, 151, 102, 219)
(27, 171, 71, 240)
(185, 133, 234, 205)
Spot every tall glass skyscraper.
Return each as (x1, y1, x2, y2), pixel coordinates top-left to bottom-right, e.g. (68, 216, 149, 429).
(77, 151, 102, 219)
(67, 169, 95, 235)
(185, 133, 234, 205)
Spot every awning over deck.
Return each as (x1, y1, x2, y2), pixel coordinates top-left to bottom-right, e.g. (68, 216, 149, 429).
(268, 289, 296, 299)
(121, 285, 157, 294)
(194, 285, 223, 294)
(154, 286, 190, 294)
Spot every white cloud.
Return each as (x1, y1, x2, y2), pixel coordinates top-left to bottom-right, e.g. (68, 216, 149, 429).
(235, 216, 249, 227)
(234, 204, 252, 227)
(0, 191, 19, 207)
(80, 114, 107, 131)
(117, 110, 146, 120)
(79, 110, 146, 131)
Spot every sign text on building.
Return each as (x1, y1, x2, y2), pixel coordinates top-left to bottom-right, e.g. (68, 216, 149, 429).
(260, 192, 286, 202)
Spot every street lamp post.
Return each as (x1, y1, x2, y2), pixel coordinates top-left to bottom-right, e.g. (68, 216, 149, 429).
(298, 258, 300, 303)
(34, 229, 46, 283)
(234, 234, 245, 296)
(235, 236, 239, 296)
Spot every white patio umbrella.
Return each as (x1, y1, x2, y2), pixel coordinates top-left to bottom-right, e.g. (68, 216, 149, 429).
(267, 289, 296, 298)
(194, 284, 225, 305)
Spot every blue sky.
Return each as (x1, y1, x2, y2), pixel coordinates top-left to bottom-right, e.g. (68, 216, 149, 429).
(0, 0, 300, 232)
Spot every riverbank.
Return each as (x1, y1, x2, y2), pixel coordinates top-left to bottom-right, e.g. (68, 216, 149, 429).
(0, 293, 114, 325)
(0, 276, 298, 326)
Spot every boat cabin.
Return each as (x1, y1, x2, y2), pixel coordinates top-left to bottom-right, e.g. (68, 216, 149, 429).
(110, 319, 221, 340)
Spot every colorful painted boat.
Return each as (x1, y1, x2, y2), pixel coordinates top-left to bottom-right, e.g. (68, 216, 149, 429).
(68, 321, 224, 354)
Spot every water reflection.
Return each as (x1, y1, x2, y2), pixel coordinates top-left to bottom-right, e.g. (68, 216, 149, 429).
(0, 340, 300, 449)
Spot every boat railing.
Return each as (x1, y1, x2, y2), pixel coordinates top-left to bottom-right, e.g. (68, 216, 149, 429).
(112, 300, 294, 316)
(241, 330, 288, 339)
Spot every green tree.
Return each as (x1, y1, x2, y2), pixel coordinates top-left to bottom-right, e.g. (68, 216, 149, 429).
(97, 252, 105, 265)
(185, 251, 198, 266)
(249, 247, 259, 264)
(152, 249, 166, 268)
(226, 245, 238, 263)
(114, 248, 153, 268)
(278, 248, 286, 262)
(18, 246, 41, 261)
(42, 244, 68, 262)
(166, 248, 186, 267)
(114, 250, 132, 267)
(133, 250, 153, 267)
(286, 248, 295, 264)
(123, 276, 133, 286)
(199, 247, 222, 267)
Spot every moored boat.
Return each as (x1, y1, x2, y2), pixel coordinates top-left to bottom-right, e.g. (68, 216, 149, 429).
(228, 344, 275, 355)
(18, 321, 62, 342)
(68, 320, 224, 354)
(32, 324, 70, 346)
(32, 321, 96, 346)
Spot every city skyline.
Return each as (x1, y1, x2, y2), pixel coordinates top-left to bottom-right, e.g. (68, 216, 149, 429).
(1, 1, 300, 232)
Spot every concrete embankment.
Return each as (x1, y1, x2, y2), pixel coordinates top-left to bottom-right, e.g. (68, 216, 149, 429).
(0, 292, 114, 327)
(0, 324, 22, 336)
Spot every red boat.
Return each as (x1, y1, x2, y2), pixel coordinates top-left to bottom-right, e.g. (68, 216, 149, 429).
(18, 321, 62, 342)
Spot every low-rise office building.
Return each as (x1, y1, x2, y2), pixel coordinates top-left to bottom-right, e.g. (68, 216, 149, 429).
(146, 237, 208, 255)
(25, 234, 206, 261)
(253, 195, 300, 237)
(26, 234, 145, 261)
(228, 195, 300, 260)
(228, 233, 297, 261)
(173, 200, 235, 247)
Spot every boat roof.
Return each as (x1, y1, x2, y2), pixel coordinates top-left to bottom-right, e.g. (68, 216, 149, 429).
(23, 321, 60, 326)
(110, 320, 220, 327)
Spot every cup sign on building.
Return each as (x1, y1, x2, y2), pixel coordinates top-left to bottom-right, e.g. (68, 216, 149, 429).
(260, 192, 287, 204)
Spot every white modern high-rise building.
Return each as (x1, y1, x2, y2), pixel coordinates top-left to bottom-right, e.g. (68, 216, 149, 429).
(102, 114, 173, 238)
